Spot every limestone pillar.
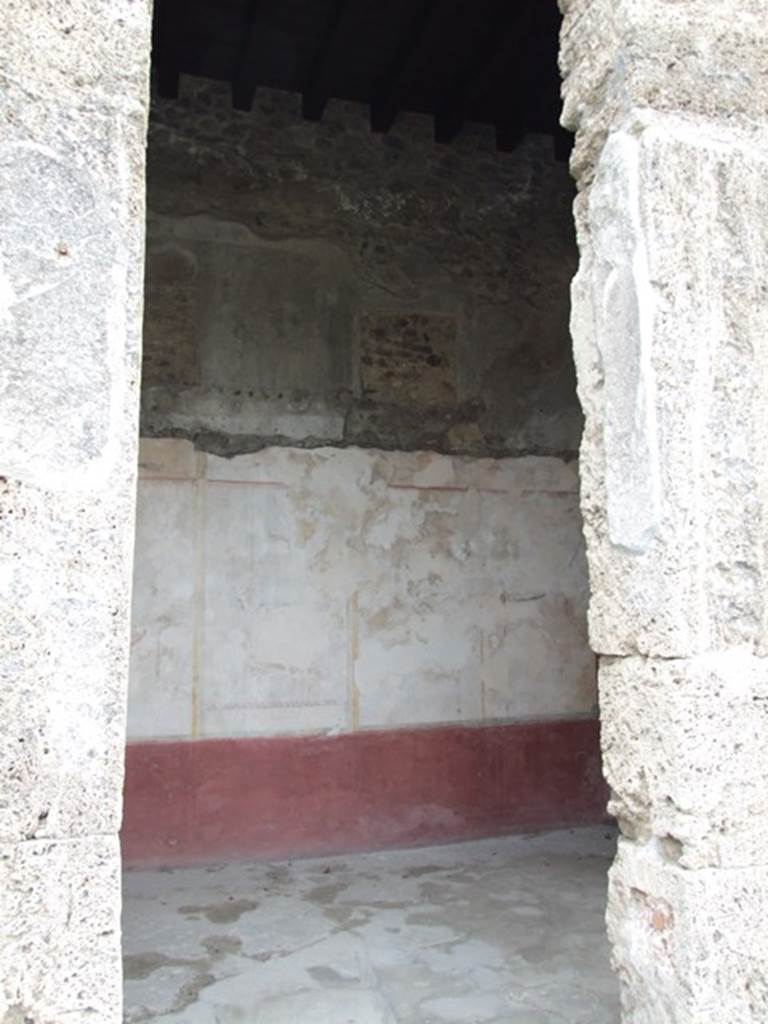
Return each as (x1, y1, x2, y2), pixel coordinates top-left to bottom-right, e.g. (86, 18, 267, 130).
(560, 2, 768, 1020)
(0, 4, 151, 1021)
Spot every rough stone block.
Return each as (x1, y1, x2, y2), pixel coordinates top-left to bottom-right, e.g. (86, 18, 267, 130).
(0, 13, 150, 846)
(607, 838, 768, 1023)
(0, 837, 122, 1024)
(571, 116, 768, 657)
(0, 476, 131, 844)
(559, 0, 768, 182)
(600, 651, 768, 869)
(1, 2, 149, 1020)
(0, 95, 147, 490)
(4, 0, 151, 107)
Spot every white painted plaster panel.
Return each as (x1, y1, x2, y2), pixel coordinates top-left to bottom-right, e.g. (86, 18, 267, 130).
(128, 479, 197, 739)
(128, 439, 594, 739)
(200, 479, 347, 737)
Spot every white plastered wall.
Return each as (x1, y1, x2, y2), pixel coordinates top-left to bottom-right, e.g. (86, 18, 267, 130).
(128, 439, 595, 740)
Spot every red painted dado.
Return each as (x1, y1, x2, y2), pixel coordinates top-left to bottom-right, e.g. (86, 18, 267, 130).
(121, 719, 608, 867)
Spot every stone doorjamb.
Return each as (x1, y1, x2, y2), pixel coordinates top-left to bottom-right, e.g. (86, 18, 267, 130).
(0, 3, 152, 1020)
(560, 1, 768, 1020)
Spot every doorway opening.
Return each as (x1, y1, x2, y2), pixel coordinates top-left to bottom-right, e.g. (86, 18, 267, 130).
(122, 1, 617, 1020)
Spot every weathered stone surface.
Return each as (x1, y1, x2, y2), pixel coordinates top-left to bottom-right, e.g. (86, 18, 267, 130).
(0, 475, 135, 843)
(0, 87, 149, 839)
(141, 81, 581, 458)
(0, 837, 122, 1023)
(600, 651, 768, 870)
(1, 0, 151, 1018)
(0, 98, 147, 489)
(564, 4, 768, 1018)
(559, 0, 768, 183)
(3, 0, 151, 106)
(571, 116, 768, 657)
(607, 839, 768, 1023)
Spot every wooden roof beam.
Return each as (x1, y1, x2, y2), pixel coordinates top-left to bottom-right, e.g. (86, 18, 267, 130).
(435, 1, 534, 148)
(302, 0, 356, 122)
(153, 0, 185, 99)
(434, 11, 528, 145)
(231, 0, 265, 111)
(370, 0, 444, 135)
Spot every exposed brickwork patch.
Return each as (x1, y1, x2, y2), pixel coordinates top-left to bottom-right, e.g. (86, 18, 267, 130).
(359, 311, 457, 406)
(143, 245, 200, 387)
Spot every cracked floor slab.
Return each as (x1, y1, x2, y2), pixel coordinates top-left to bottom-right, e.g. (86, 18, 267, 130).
(122, 827, 620, 1023)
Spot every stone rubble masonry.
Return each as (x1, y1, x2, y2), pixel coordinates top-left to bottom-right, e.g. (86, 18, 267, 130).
(143, 80, 582, 460)
(561, 1, 768, 1019)
(0, 2, 151, 1022)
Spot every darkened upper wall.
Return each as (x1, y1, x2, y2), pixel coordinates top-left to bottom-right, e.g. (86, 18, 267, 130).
(142, 79, 580, 457)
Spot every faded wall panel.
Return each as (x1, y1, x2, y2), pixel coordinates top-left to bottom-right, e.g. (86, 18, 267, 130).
(128, 440, 594, 740)
(128, 478, 197, 740)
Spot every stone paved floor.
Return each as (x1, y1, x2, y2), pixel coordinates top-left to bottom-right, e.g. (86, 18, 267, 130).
(122, 827, 620, 1023)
